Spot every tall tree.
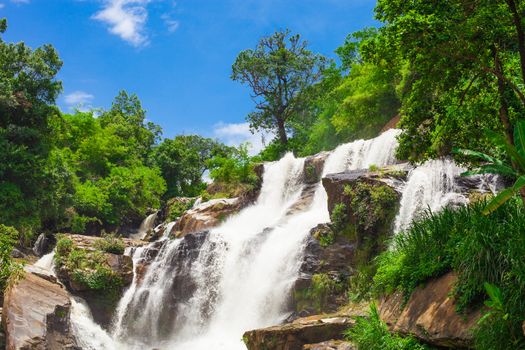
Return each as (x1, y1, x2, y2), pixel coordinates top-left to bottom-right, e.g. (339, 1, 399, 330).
(0, 18, 63, 234)
(231, 29, 327, 146)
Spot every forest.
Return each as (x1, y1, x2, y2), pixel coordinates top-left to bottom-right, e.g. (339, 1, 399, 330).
(2, 1, 525, 349)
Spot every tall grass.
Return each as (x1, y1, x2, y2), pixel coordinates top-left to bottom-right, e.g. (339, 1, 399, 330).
(347, 304, 432, 350)
(372, 197, 525, 349)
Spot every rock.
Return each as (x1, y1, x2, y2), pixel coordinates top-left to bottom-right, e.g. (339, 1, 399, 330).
(0, 308, 5, 350)
(33, 233, 53, 257)
(10, 248, 25, 259)
(171, 198, 241, 237)
(379, 272, 482, 348)
(2, 271, 79, 350)
(322, 167, 402, 253)
(55, 234, 142, 328)
(303, 340, 356, 350)
(243, 313, 356, 350)
(304, 152, 329, 184)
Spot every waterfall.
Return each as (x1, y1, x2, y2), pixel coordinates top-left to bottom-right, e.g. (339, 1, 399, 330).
(131, 212, 158, 240)
(392, 158, 500, 233)
(34, 251, 56, 275)
(104, 130, 400, 350)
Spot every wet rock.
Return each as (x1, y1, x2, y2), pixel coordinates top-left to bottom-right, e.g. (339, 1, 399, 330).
(172, 198, 241, 237)
(379, 272, 482, 348)
(243, 313, 356, 350)
(55, 234, 143, 328)
(33, 233, 53, 257)
(10, 248, 25, 259)
(304, 152, 329, 184)
(2, 271, 79, 350)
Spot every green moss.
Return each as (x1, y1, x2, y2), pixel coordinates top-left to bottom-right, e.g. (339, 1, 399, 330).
(295, 273, 346, 312)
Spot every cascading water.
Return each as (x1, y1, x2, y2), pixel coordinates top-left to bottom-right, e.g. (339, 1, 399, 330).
(131, 212, 158, 240)
(104, 129, 401, 350)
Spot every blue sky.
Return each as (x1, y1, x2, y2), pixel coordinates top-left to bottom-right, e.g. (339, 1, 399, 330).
(1, 0, 377, 151)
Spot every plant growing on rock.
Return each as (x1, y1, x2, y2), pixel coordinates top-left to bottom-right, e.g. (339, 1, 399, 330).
(347, 304, 431, 350)
(93, 233, 125, 255)
(0, 225, 23, 293)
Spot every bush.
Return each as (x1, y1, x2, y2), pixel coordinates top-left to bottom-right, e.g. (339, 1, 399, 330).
(331, 203, 349, 233)
(295, 273, 345, 312)
(0, 225, 23, 292)
(93, 233, 125, 254)
(371, 197, 525, 348)
(347, 304, 432, 350)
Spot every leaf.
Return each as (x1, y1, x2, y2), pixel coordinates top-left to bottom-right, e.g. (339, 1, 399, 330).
(483, 176, 525, 215)
(485, 129, 525, 171)
(461, 164, 516, 177)
(453, 148, 499, 164)
(514, 120, 525, 159)
(483, 282, 503, 310)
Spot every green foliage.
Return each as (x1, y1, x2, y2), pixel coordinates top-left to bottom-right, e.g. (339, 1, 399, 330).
(232, 29, 328, 146)
(474, 283, 525, 350)
(152, 135, 230, 198)
(347, 304, 432, 350)
(295, 273, 345, 313)
(166, 199, 195, 222)
(455, 120, 525, 213)
(371, 0, 525, 162)
(0, 225, 23, 293)
(330, 203, 349, 233)
(55, 235, 124, 298)
(372, 198, 525, 347)
(93, 233, 125, 255)
(208, 143, 258, 186)
(0, 19, 63, 236)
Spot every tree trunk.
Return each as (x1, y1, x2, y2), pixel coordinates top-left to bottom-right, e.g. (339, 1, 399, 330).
(277, 118, 288, 146)
(507, 0, 525, 92)
(494, 50, 515, 146)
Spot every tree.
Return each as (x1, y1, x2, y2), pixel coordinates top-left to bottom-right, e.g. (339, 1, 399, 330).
(231, 29, 327, 146)
(151, 135, 231, 198)
(371, 0, 525, 162)
(0, 18, 63, 236)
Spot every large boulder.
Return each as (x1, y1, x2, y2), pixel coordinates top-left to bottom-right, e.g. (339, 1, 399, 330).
(2, 270, 79, 350)
(303, 340, 356, 350)
(243, 313, 357, 350)
(54, 234, 144, 328)
(171, 198, 242, 237)
(304, 152, 329, 184)
(322, 166, 405, 255)
(379, 272, 482, 348)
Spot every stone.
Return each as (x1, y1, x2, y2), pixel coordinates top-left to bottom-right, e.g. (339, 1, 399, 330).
(171, 198, 241, 237)
(379, 272, 482, 348)
(243, 313, 355, 350)
(2, 271, 79, 350)
(303, 340, 356, 350)
(304, 152, 329, 184)
(55, 234, 142, 328)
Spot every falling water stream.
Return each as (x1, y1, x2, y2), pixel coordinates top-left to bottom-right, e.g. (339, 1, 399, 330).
(54, 129, 491, 349)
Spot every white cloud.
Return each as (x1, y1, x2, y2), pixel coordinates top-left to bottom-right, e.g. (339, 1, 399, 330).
(161, 14, 179, 33)
(64, 91, 95, 112)
(93, 0, 150, 47)
(213, 122, 274, 156)
(0, 4, 4, 9)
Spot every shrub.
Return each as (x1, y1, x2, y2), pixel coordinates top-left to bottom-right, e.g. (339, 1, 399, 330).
(295, 273, 345, 312)
(331, 203, 349, 233)
(167, 199, 195, 222)
(347, 304, 432, 350)
(0, 225, 23, 292)
(93, 233, 125, 254)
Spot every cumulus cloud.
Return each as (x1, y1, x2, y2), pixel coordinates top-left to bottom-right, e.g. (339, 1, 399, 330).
(213, 122, 274, 156)
(64, 91, 94, 111)
(93, 0, 150, 47)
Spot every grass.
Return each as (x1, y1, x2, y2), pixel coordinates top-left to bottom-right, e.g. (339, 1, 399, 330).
(347, 304, 433, 350)
(370, 197, 525, 349)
